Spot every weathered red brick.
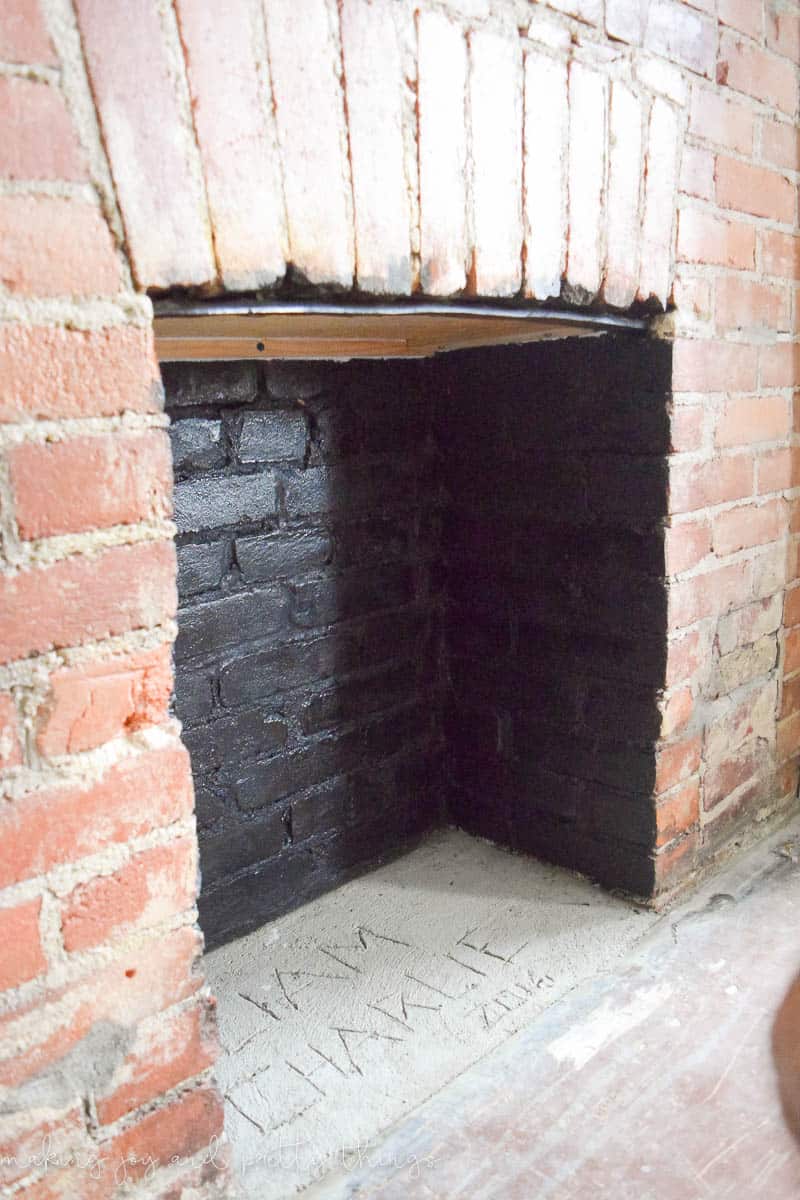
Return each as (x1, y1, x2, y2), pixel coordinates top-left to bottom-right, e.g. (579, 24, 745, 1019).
(786, 627, 800, 676)
(96, 999, 217, 1124)
(103, 1087, 225, 1186)
(0, 744, 193, 888)
(656, 779, 700, 847)
(75, 0, 215, 290)
(666, 629, 703, 685)
(777, 711, 800, 763)
(679, 144, 714, 201)
(717, 30, 799, 117)
(766, 7, 800, 62)
(670, 404, 704, 453)
(716, 156, 795, 225)
(719, 0, 763, 40)
(704, 743, 765, 810)
(644, 0, 715, 77)
(661, 685, 693, 737)
(760, 342, 800, 390)
(672, 338, 758, 393)
(784, 586, 800, 631)
(0, 76, 86, 181)
(0, 324, 162, 424)
(712, 499, 785, 557)
(0, 539, 176, 665)
(0, 925, 202, 1090)
(10, 430, 172, 540)
(757, 447, 794, 494)
(0, 194, 120, 297)
(716, 394, 791, 448)
(654, 830, 699, 888)
(0, 693, 22, 768)
(689, 85, 754, 155)
(0, 0, 57, 65)
(638, 95, 678, 307)
(61, 836, 197, 952)
(676, 208, 755, 270)
(655, 734, 702, 795)
(761, 231, 800, 282)
(669, 452, 753, 514)
(715, 276, 789, 335)
(37, 645, 172, 758)
(669, 560, 751, 626)
(665, 520, 711, 575)
(0, 897, 46, 991)
(761, 119, 800, 173)
(0, 1105, 86, 1189)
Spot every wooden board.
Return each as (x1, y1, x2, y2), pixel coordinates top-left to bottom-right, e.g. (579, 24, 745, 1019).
(154, 310, 611, 361)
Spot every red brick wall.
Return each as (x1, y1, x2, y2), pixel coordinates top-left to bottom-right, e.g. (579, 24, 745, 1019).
(0, 0, 797, 1192)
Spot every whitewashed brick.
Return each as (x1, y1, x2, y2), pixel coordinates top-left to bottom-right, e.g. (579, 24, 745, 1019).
(567, 62, 607, 299)
(417, 10, 469, 295)
(603, 81, 643, 309)
(176, 0, 286, 290)
(523, 52, 568, 301)
(525, 10, 572, 53)
(635, 53, 689, 107)
(469, 30, 523, 297)
(545, 0, 603, 25)
(264, 0, 354, 286)
(340, 0, 412, 294)
(606, 0, 648, 44)
(638, 96, 680, 308)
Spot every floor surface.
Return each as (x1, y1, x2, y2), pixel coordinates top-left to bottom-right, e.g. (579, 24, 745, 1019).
(205, 821, 800, 1199)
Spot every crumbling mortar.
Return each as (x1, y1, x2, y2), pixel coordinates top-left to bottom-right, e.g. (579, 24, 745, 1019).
(0, 292, 152, 329)
(332, 0, 358, 291)
(0, 519, 176, 575)
(0, 410, 169, 451)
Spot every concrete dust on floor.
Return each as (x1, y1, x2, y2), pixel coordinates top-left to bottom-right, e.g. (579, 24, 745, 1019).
(204, 829, 658, 1199)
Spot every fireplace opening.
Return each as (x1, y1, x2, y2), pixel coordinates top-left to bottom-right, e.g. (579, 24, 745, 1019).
(162, 332, 672, 950)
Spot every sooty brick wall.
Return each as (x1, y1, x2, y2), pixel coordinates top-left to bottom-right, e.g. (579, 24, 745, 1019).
(163, 360, 445, 947)
(438, 336, 672, 896)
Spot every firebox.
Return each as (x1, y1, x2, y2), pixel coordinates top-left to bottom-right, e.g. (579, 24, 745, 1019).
(162, 332, 672, 948)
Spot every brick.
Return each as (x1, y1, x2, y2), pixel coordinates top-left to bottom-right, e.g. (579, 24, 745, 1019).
(0, 897, 45, 991)
(782, 672, 800, 717)
(712, 499, 785, 557)
(606, 0, 647, 43)
(655, 734, 702, 794)
(635, 53, 688, 105)
(704, 742, 765, 809)
(61, 836, 196, 952)
(716, 394, 790, 447)
(656, 779, 700, 846)
(175, 587, 288, 663)
(9, 430, 172, 540)
(761, 119, 800, 172)
(777, 710, 800, 762)
(709, 634, 778, 698)
(719, 0, 763, 40)
(0, 744, 193, 888)
(672, 338, 758, 392)
(668, 559, 751, 626)
(183, 708, 287, 778)
(719, 594, 784, 656)
(679, 144, 714, 201)
(716, 276, 789, 335)
(523, 51, 568, 300)
(175, 0, 285, 290)
(169, 418, 225, 474)
(0, 324, 161, 424)
(689, 86, 754, 155)
(705, 679, 777, 758)
(37, 645, 173, 758)
(757, 447, 793, 493)
(0, 693, 22, 768)
(786, 627, 800, 675)
(784, 585, 800, 630)
(340, 0, 412, 293)
(0, 1105, 88, 1190)
(567, 62, 606, 299)
(717, 30, 799, 117)
(177, 540, 228, 596)
(766, 7, 800, 61)
(237, 410, 307, 463)
(661, 685, 693, 737)
(417, 9, 468, 294)
(603, 81, 642, 308)
(544, 0, 602, 22)
(162, 361, 257, 408)
(0, 925, 202, 1092)
(235, 529, 331, 583)
(673, 273, 712, 326)
(104, 1087, 224, 1186)
(0, 540, 176, 665)
(761, 231, 800, 281)
(469, 29, 523, 297)
(0, 0, 57, 64)
(666, 628, 704, 685)
(665, 520, 711, 574)
(0, 77, 85, 181)
(263, 0, 353, 287)
(96, 999, 216, 1125)
(644, 0, 716, 77)
(653, 830, 699, 888)
(670, 404, 704, 452)
(75, 0, 215, 289)
(676, 208, 755, 270)
(760, 341, 800, 389)
(173, 472, 276, 534)
(670, 453, 753, 514)
(0, 194, 119, 297)
(716, 156, 795, 224)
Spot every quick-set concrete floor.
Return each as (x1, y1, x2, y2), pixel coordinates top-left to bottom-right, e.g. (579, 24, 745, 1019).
(205, 822, 800, 1199)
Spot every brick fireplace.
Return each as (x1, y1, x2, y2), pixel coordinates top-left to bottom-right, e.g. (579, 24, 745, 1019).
(1, 0, 797, 1195)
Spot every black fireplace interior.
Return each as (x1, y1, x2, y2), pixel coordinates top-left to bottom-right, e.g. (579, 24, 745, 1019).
(163, 335, 672, 947)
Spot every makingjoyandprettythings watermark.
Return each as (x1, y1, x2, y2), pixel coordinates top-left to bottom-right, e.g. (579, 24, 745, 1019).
(0, 1135, 229, 1186)
(237, 1132, 439, 1180)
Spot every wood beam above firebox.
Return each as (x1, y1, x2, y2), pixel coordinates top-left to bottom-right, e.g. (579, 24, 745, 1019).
(153, 302, 648, 362)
